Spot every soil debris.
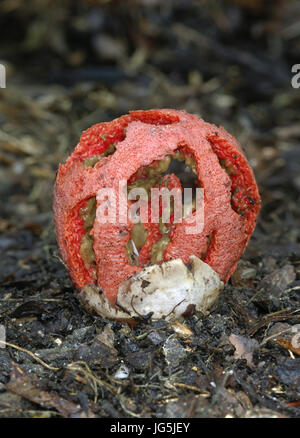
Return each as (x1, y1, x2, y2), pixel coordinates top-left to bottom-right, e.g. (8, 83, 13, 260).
(0, 0, 299, 419)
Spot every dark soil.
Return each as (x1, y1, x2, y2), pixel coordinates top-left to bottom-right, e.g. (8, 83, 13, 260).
(0, 0, 299, 418)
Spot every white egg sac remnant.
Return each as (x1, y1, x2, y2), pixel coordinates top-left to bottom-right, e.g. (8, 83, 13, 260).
(79, 255, 223, 321)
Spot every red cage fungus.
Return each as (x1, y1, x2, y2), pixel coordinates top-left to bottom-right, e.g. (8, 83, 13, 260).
(54, 109, 260, 315)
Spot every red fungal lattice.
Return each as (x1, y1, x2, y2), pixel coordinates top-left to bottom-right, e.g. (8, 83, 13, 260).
(54, 109, 260, 304)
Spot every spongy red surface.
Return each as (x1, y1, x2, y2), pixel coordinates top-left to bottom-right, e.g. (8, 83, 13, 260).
(53, 109, 260, 303)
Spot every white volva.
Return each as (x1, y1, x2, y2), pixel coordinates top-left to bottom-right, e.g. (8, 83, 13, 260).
(79, 256, 223, 321)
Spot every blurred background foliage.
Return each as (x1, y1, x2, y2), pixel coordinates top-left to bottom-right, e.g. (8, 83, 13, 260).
(0, 0, 299, 224)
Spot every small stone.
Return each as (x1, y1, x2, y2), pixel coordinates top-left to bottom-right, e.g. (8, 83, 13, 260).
(163, 336, 187, 366)
(147, 331, 164, 345)
(229, 334, 259, 368)
(126, 350, 152, 370)
(114, 364, 129, 379)
(260, 264, 296, 297)
(275, 358, 300, 391)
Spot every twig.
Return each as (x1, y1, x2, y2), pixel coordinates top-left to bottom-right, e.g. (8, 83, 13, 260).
(0, 340, 59, 371)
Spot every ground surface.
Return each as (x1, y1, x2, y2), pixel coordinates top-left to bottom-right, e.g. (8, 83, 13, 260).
(0, 0, 299, 418)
